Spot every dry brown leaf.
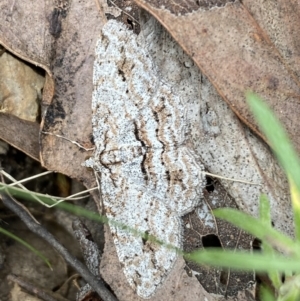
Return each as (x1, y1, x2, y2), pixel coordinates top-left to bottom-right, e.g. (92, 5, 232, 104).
(39, 0, 105, 187)
(243, 1, 300, 79)
(133, 0, 300, 154)
(3, 2, 98, 185)
(0, 113, 39, 161)
(183, 182, 255, 297)
(0, 51, 44, 122)
(0, 1, 55, 159)
(0, 1, 53, 73)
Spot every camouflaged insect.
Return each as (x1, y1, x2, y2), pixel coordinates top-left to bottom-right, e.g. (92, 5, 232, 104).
(85, 20, 206, 298)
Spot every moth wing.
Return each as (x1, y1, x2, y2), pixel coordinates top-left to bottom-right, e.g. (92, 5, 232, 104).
(102, 178, 181, 298)
(163, 147, 206, 215)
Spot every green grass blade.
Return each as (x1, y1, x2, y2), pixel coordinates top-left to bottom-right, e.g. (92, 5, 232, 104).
(246, 92, 300, 187)
(0, 227, 52, 269)
(246, 92, 300, 241)
(214, 208, 300, 256)
(259, 194, 271, 225)
(0, 183, 108, 223)
(0, 184, 182, 254)
(288, 179, 300, 243)
(186, 249, 300, 273)
(259, 195, 282, 289)
(259, 285, 276, 301)
(278, 275, 300, 301)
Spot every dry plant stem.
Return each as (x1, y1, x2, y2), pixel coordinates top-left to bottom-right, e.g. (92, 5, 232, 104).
(1, 170, 55, 208)
(0, 172, 40, 224)
(7, 274, 70, 301)
(4, 170, 53, 186)
(204, 172, 261, 186)
(1, 194, 118, 301)
(42, 131, 94, 151)
(1, 169, 97, 207)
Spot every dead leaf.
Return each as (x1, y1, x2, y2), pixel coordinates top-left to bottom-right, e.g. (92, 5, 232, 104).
(0, 1, 53, 73)
(243, 1, 300, 79)
(0, 1, 56, 159)
(39, 0, 105, 186)
(184, 182, 255, 297)
(0, 113, 39, 161)
(0, 51, 44, 122)
(134, 0, 300, 154)
(10, 284, 43, 301)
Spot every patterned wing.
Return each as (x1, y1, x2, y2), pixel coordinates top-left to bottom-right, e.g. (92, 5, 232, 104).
(88, 20, 206, 298)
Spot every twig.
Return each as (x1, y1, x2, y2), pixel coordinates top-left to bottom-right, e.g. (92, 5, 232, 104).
(1, 193, 118, 301)
(2, 170, 53, 187)
(7, 274, 69, 301)
(0, 171, 40, 224)
(42, 131, 94, 151)
(204, 172, 261, 186)
(0, 169, 97, 208)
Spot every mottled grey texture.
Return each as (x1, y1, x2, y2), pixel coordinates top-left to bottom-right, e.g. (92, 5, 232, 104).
(86, 20, 205, 298)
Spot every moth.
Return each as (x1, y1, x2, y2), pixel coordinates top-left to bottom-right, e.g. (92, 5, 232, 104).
(85, 20, 206, 298)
